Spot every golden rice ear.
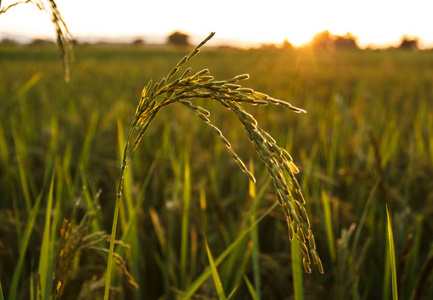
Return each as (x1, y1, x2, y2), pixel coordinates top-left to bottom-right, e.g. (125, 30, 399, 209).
(118, 32, 321, 275)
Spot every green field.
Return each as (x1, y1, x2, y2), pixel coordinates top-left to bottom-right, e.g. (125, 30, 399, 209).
(1, 43, 433, 299)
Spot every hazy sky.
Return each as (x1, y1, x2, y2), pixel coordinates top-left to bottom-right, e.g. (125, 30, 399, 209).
(1, 0, 432, 48)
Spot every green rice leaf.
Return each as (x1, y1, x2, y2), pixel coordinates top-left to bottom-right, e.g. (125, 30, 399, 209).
(180, 149, 191, 288)
(243, 274, 259, 300)
(321, 191, 335, 261)
(386, 205, 399, 300)
(204, 235, 227, 300)
(180, 202, 278, 300)
(249, 161, 261, 299)
(38, 173, 55, 300)
(104, 196, 121, 300)
(8, 192, 43, 300)
(291, 235, 304, 300)
(0, 281, 4, 300)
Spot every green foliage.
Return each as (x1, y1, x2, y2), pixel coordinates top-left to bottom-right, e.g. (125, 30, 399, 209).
(386, 206, 398, 300)
(291, 234, 304, 300)
(104, 33, 320, 299)
(1, 40, 433, 299)
(205, 236, 227, 300)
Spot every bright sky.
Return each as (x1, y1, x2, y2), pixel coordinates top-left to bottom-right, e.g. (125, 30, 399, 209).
(1, 0, 433, 48)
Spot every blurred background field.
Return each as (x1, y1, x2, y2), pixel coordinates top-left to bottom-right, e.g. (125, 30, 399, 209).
(1, 43, 433, 299)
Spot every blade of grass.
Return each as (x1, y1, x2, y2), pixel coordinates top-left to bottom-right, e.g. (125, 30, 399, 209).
(352, 178, 381, 255)
(199, 184, 208, 234)
(80, 112, 99, 169)
(243, 274, 259, 300)
(249, 160, 261, 300)
(0, 72, 43, 113)
(321, 191, 336, 262)
(384, 240, 391, 300)
(149, 206, 167, 254)
(411, 243, 433, 300)
(180, 201, 278, 300)
(117, 147, 161, 299)
(190, 224, 198, 281)
(204, 235, 227, 300)
(405, 215, 422, 299)
(0, 281, 4, 300)
(12, 129, 33, 213)
(0, 122, 9, 167)
(291, 234, 304, 300)
(220, 231, 249, 291)
(226, 286, 239, 300)
(104, 195, 121, 300)
(221, 173, 268, 291)
(30, 260, 35, 300)
(230, 240, 253, 295)
(62, 142, 74, 197)
(180, 148, 191, 288)
(38, 173, 55, 300)
(8, 191, 43, 300)
(0, 124, 23, 241)
(386, 205, 398, 300)
(105, 116, 155, 299)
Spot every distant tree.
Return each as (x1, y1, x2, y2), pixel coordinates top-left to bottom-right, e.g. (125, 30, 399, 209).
(132, 38, 145, 46)
(167, 31, 189, 46)
(399, 37, 418, 50)
(30, 38, 55, 46)
(0, 38, 17, 45)
(281, 38, 293, 50)
(259, 43, 278, 50)
(311, 30, 359, 50)
(311, 30, 333, 49)
(334, 33, 358, 49)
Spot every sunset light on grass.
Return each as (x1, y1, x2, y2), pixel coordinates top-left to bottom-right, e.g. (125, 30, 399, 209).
(2, 0, 433, 299)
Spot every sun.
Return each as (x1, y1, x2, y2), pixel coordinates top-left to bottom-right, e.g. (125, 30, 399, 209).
(235, 2, 333, 47)
(284, 28, 321, 47)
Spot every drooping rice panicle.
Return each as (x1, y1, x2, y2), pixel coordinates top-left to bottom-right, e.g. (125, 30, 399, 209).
(107, 33, 323, 295)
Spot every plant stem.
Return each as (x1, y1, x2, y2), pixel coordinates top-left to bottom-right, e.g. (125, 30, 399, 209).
(104, 130, 132, 299)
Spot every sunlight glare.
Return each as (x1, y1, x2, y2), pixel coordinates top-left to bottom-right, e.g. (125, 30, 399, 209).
(1, 0, 433, 48)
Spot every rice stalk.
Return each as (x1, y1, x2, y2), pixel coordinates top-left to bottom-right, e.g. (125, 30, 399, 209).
(105, 31, 322, 298)
(54, 192, 137, 299)
(0, 0, 73, 81)
(291, 234, 304, 300)
(386, 205, 398, 300)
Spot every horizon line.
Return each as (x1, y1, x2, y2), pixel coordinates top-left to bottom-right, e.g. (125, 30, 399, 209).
(0, 29, 431, 50)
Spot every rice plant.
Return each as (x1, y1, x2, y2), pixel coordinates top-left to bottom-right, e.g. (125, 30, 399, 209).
(0, 0, 73, 81)
(7, 2, 433, 299)
(105, 31, 323, 298)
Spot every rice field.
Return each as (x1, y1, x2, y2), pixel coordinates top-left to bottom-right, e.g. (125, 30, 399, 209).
(0, 41, 433, 299)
